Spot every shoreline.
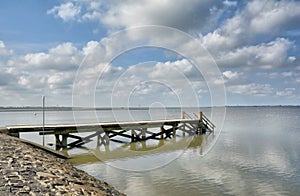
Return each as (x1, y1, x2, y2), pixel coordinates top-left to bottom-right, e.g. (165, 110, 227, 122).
(0, 133, 125, 195)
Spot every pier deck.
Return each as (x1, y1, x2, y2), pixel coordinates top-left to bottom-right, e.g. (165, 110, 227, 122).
(1, 112, 215, 150)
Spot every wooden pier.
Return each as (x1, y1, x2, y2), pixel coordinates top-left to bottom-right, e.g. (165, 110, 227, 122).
(0, 112, 215, 150)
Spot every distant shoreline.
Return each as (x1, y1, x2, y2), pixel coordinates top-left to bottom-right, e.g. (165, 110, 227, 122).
(0, 105, 299, 112)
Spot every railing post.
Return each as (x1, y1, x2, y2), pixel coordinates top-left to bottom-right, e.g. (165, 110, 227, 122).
(199, 112, 203, 134)
(199, 112, 202, 122)
(55, 134, 60, 150)
(182, 111, 186, 136)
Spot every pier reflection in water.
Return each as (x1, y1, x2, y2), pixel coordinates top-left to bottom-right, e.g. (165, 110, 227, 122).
(68, 133, 214, 166)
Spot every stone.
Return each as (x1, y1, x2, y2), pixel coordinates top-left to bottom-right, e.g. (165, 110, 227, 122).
(23, 186, 31, 191)
(36, 172, 59, 179)
(0, 134, 125, 196)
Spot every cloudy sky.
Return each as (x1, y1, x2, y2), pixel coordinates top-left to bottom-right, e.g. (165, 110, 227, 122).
(0, 0, 299, 107)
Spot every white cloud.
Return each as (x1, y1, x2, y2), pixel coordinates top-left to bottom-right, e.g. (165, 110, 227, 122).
(2, 0, 299, 106)
(257, 71, 299, 79)
(288, 56, 296, 62)
(227, 83, 273, 96)
(11, 42, 82, 71)
(249, 0, 300, 34)
(223, 0, 237, 7)
(202, 0, 300, 54)
(48, 0, 223, 32)
(47, 2, 81, 22)
(149, 59, 194, 80)
(276, 88, 295, 97)
(103, 0, 222, 31)
(215, 38, 293, 69)
(222, 70, 241, 80)
(0, 40, 13, 56)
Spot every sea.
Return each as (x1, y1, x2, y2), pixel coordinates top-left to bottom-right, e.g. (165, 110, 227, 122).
(0, 106, 299, 195)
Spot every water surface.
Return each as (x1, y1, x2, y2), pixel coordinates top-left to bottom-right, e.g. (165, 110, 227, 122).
(1, 107, 299, 195)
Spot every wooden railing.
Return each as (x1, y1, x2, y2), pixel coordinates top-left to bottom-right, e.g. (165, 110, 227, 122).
(182, 111, 215, 132)
(201, 113, 215, 132)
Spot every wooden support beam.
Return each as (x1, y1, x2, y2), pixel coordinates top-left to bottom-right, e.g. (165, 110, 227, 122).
(67, 134, 82, 140)
(108, 130, 127, 138)
(68, 131, 102, 148)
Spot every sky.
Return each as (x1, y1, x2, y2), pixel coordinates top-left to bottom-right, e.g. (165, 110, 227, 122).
(0, 0, 300, 107)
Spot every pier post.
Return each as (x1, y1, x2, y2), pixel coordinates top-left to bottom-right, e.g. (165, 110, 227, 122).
(55, 134, 61, 150)
(141, 128, 146, 140)
(160, 126, 164, 139)
(131, 130, 135, 142)
(61, 134, 68, 148)
(55, 134, 68, 149)
(172, 123, 176, 137)
(96, 135, 100, 146)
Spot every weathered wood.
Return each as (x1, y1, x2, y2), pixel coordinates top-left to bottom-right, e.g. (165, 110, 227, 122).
(3, 111, 215, 149)
(6, 118, 204, 133)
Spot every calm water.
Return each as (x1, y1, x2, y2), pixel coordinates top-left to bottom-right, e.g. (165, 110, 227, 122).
(1, 107, 300, 195)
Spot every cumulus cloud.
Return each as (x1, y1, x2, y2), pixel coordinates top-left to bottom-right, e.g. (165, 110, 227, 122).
(9, 42, 82, 71)
(202, 0, 300, 53)
(2, 0, 300, 106)
(48, 0, 223, 32)
(288, 56, 296, 62)
(149, 59, 195, 80)
(0, 40, 13, 56)
(222, 70, 241, 80)
(101, 0, 222, 32)
(249, 0, 300, 34)
(47, 2, 81, 22)
(46, 0, 298, 72)
(215, 38, 293, 69)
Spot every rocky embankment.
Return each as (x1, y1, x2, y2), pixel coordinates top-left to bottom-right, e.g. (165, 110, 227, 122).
(0, 134, 125, 196)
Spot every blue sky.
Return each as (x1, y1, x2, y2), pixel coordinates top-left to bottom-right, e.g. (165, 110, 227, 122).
(0, 0, 299, 107)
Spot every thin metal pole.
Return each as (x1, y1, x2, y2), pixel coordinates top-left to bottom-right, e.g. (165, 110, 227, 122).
(42, 95, 45, 146)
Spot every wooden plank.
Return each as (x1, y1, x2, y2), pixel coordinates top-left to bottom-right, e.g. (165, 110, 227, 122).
(5, 118, 202, 133)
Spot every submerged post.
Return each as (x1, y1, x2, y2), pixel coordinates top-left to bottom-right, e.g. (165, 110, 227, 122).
(42, 95, 45, 146)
